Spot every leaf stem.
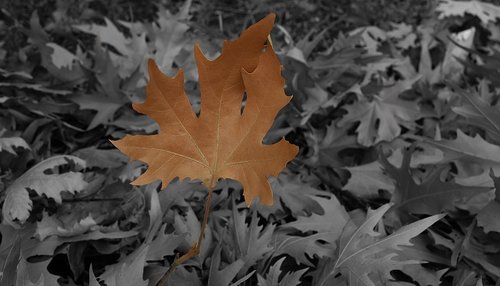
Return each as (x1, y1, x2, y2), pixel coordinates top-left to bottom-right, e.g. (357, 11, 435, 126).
(156, 184, 215, 286)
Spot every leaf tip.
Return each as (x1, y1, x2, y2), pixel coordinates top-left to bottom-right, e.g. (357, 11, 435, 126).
(193, 42, 210, 65)
(147, 58, 159, 75)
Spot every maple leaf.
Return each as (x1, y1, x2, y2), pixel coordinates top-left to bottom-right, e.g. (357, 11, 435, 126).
(118, 0, 192, 78)
(2, 155, 88, 228)
(90, 245, 149, 286)
(452, 85, 500, 144)
(146, 224, 185, 261)
(151, 1, 192, 74)
(26, 12, 86, 83)
(337, 76, 421, 146)
(299, 84, 336, 125)
(255, 174, 325, 218)
(74, 18, 130, 56)
(380, 148, 491, 217)
(417, 130, 500, 176)
(276, 194, 349, 266)
(305, 123, 359, 168)
(430, 228, 500, 278)
(298, 81, 358, 125)
(329, 204, 444, 286)
(111, 14, 298, 205)
(72, 43, 129, 130)
(74, 16, 149, 79)
(72, 93, 124, 130)
(257, 257, 308, 286)
(343, 146, 445, 198)
(343, 160, 395, 197)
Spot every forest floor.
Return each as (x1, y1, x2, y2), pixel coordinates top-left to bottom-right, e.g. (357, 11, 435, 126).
(2, 0, 500, 285)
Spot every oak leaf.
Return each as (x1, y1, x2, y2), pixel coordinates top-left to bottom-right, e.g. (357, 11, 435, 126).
(2, 155, 88, 228)
(417, 130, 500, 176)
(380, 148, 491, 217)
(330, 204, 444, 286)
(111, 14, 298, 205)
(452, 84, 500, 144)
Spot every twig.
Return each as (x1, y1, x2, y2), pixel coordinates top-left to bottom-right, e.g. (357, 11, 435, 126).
(155, 185, 215, 286)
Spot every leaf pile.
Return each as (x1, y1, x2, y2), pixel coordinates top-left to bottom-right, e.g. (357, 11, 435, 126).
(2, 0, 500, 285)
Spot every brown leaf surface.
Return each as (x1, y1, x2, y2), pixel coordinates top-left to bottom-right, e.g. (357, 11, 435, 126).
(111, 14, 298, 205)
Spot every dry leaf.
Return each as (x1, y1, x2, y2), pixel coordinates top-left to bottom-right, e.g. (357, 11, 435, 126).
(111, 14, 298, 205)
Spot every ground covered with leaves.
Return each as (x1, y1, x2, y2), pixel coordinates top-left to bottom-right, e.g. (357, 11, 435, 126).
(2, 0, 500, 285)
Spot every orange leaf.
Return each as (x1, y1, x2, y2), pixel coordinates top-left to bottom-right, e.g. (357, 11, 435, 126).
(111, 14, 298, 205)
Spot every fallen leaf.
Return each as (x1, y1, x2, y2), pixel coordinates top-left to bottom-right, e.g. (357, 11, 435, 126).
(15, 257, 59, 286)
(35, 213, 98, 240)
(26, 12, 86, 83)
(380, 148, 491, 216)
(430, 228, 500, 277)
(97, 244, 149, 286)
(230, 202, 275, 272)
(343, 146, 444, 198)
(305, 123, 359, 168)
(276, 195, 349, 266)
(337, 77, 421, 146)
(343, 160, 395, 197)
(0, 136, 30, 155)
(112, 14, 298, 205)
(72, 147, 127, 169)
(349, 26, 387, 55)
(331, 204, 444, 286)
(152, 1, 192, 74)
(207, 244, 245, 286)
(2, 155, 88, 227)
(452, 85, 500, 144)
(255, 174, 325, 218)
(442, 28, 475, 81)
(72, 93, 124, 130)
(418, 130, 500, 176)
(46, 43, 81, 70)
(146, 224, 185, 261)
(257, 257, 307, 286)
(74, 18, 129, 55)
(436, 0, 500, 24)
